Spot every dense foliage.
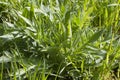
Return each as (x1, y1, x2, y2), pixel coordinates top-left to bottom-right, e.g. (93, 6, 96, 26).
(0, 0, 120, 80)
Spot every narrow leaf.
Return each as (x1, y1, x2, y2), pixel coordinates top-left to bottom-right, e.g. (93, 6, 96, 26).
(17, 12, 32, 26)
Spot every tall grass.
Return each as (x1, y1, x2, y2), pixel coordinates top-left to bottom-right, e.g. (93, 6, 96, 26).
(0, 0, 120, 80)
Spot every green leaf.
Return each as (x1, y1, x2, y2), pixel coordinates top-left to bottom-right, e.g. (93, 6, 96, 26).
(64, 10, 71, 26)
(88, 30, 104, 43)
(17, 12, 32, 26)
(30, 3, 35, 21)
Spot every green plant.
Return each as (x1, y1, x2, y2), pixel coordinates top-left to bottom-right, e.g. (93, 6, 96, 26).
(0, 0, 120, 80)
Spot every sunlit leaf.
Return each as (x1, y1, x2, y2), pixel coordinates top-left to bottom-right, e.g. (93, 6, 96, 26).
(0, 55, 11, 63)
(4, 22, 15, 28)
(17, 12, 32, 26)
(0, 34, 14, 40)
